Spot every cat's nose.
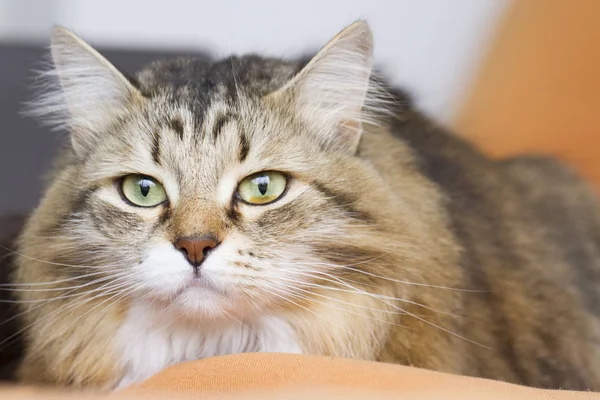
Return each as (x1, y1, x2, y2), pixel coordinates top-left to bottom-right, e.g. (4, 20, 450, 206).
(174, 236, 219, 268)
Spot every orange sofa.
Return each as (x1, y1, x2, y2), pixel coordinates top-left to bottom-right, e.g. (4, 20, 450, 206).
(2, 353, 598, 399)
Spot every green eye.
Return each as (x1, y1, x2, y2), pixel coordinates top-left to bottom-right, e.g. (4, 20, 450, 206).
(120, 175, 167, 207)
(237, 171, 288, 205)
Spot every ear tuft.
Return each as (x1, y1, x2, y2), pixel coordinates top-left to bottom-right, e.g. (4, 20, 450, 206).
(269, 21, 386, 153)
(26, 26, 144, 156)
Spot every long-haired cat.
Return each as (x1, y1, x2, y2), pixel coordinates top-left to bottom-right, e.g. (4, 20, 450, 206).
(5, 21, 600, 391)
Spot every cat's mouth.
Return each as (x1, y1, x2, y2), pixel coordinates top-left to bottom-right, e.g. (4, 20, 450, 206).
(173, 274, 224, 297)
(156, 272, 251, 321)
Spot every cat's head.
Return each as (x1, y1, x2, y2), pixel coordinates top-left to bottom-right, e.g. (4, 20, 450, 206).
(24, 22, 401, 321)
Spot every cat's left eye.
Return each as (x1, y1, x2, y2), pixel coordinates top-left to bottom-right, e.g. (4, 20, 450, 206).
(120, 175, 167, 207)
(237, 171, 288, 205)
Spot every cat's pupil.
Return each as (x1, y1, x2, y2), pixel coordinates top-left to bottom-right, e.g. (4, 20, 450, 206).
(256, 176, 269, 196)
(139, 180, 151, 197)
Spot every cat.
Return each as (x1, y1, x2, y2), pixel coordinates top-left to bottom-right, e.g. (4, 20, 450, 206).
(5, 20, 600, 391)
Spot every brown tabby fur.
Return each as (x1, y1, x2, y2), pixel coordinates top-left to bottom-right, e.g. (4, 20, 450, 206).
(5, 21, 600, 391)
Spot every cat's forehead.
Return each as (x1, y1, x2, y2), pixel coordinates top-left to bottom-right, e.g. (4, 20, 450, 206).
(129, 101, 251, 189)
(126, 55, 304, 167)
(106, 81, 305, 196)
(135, 55, 300, 110)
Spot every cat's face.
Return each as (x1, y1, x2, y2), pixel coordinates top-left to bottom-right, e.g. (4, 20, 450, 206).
(73, 96, 381, 320)
(29, 22, 391, 321)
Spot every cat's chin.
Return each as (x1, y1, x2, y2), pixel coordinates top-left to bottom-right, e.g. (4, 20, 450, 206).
(171, 288, 228, 320)
(145, 276, 247, 322)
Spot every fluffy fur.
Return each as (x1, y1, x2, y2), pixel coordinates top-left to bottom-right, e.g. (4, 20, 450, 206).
(8, 21, 600, 391)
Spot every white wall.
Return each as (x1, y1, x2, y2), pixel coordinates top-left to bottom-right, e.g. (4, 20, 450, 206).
(0, 0, 509, 123)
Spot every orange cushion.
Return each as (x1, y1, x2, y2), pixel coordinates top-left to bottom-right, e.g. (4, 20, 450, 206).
(1, 354, 597, 399)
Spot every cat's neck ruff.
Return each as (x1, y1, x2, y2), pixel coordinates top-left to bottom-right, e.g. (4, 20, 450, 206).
(114, 300, 302, 389)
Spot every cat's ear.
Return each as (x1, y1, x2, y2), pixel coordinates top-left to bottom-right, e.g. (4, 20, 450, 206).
(30, 27, 144, 156)
(268, 21, 375, 153)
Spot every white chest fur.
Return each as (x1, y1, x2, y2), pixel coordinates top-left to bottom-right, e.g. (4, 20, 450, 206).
(114, 302, 302, 389)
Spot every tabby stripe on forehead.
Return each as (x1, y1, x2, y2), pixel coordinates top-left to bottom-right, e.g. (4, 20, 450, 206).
(239, 130, 250, 162)
(211, 113, 232, 143)
(312, 181, 375, 223)
(169, 117, 185, 140)
(151, 129, 161, 165)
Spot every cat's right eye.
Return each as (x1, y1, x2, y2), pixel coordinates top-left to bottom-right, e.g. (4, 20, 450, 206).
(120, 175, 168, 208)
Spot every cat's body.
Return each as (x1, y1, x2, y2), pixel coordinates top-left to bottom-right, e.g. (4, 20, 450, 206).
(7, 22, 600, 391)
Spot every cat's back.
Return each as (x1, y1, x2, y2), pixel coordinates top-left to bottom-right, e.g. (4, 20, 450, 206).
(390, 110, 600, 290)
(500, 154, 600, 312)
(388, 111, 600, 388)
(498, 156, 600, 388)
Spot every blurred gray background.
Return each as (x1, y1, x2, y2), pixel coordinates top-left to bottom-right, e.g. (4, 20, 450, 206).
(0, 0, 508, 215)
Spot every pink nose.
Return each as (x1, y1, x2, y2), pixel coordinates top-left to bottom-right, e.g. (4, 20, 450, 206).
(174, 236, 219, 268)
